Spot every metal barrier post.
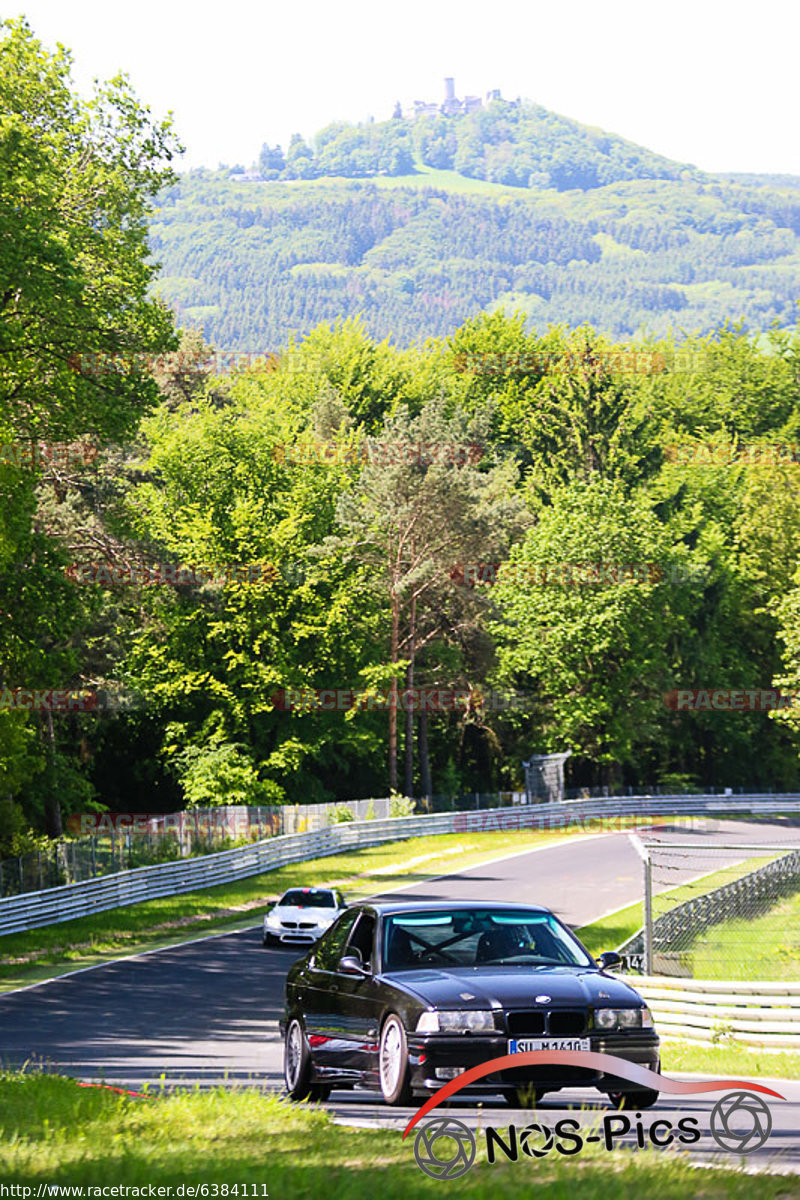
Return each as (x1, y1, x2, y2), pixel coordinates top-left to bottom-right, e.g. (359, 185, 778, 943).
(643, 850, 653, 975)
(628, 834, 653, 974)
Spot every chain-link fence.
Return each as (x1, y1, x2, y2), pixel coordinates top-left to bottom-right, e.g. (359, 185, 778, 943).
(621, 838, 800, 979)
(3, 788, 797, 900)
(563, 785, 770, 800)
(0, 794, 527, 897)
(0, 834, 147, 897)
(0, 831, 185, 898)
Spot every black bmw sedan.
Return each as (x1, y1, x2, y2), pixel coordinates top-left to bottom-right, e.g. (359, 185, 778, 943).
(281, 900, 660, 1108)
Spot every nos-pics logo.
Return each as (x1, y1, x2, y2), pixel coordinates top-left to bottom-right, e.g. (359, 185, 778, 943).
(406, 1051, 783, 1177)
(414, 1117, 477, 1180)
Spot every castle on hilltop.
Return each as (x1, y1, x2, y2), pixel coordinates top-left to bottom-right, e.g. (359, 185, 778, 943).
(398, 78, 505, 121)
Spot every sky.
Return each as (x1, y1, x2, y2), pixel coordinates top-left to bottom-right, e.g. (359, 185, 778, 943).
(11, 0, 800, 176)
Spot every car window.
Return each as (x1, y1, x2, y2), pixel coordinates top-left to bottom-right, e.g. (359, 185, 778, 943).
(383, 909, 593, 971)
(346, 912, 376, 968)
(280, 888, 336, 908)
(314, 909, 360, 970)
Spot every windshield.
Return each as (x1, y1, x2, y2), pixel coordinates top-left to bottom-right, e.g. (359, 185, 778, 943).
(280, 889, 337, 908)
(383, 908, 594, 971)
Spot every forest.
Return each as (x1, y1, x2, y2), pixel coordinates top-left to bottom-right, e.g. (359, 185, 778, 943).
(151, 169, 800, 347)
(3, 19, 800, 855)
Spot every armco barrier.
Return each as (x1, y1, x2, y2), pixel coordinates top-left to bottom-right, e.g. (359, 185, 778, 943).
(1, 793, 799, 937)
(619, 975, 800, 1048)
(0, 813, 458, 937)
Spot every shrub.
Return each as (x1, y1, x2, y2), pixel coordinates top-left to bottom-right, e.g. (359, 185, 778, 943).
(329, 805, 355, 823)
(389, 794, 416, 818)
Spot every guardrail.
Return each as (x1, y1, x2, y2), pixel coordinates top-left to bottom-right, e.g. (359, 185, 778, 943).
(620, 974, 800, 1048)
(451, 794, 800, 833)
(1, 793, 799, 938)
(0, 813, 460, 938)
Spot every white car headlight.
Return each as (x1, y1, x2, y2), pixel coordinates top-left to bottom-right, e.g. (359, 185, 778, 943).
(265, 911, 281, 927)
(595, 1007, 652, 1030)
(416, 1010, 495, 1033)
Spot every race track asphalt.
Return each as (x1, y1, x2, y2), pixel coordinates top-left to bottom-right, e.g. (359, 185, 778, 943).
(1, 819, 798, 1173)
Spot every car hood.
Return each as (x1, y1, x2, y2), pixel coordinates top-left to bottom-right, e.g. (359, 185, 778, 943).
(272, 906, 338, 922)
(384, 966, 645, 1009)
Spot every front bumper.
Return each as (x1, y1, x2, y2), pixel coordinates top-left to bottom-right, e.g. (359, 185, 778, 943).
(407, 1032, 660, 1094)
(264, 922, 332, 945)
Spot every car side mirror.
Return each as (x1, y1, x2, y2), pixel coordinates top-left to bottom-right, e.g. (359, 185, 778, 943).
(338, 955, 370, 976)
(597, 950, 622, 971)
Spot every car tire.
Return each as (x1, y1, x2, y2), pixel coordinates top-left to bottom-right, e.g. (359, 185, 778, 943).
(503, 1087, 545, 1108)
(607, 1088, 659, 1110)
(378, 1014, 414, 1106)
(284, 1018, 330, 1102)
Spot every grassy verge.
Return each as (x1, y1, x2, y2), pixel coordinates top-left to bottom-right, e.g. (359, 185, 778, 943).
(576, 901, 643, 957)
(575, 855, 784, 961)
(0, 828, 580, 991)
(0, 1073, 791, 1193)
(660, 1040, 800, 1079)
(689, 889, 800, 981)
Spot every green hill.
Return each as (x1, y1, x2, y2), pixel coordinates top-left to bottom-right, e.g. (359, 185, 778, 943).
(250, 98, 699, 190)
(149, 102, 800, 348)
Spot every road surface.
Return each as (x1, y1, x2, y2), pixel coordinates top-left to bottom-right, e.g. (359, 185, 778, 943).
(1, 819, 798, 1172)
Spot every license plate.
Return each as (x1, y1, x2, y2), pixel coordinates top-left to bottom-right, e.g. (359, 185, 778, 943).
(509, 1038, 590, 1053)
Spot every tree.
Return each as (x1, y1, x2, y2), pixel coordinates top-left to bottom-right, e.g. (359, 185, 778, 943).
(0, 19, 180, 447)
(259, 142, 285, 178)
(283, 133, 315, 179)
(335, 401, 526, 792)
(0, 18, 180, 842)
(492, 479, 677, 784)
(774, 576, 800, 741)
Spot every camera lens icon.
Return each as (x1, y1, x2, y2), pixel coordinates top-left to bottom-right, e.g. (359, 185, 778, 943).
(710, 1091, 772, 1154)
(414, 1116, 477, 1179)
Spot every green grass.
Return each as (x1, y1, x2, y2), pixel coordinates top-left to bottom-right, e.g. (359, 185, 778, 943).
(0, 1073, 791, 1193)
(0, 828, 577, 991)
(576, 901, 643, 957)
(575, 856, 783, 960)
(688, 889, 800, 981)
(592, 232, 645, 260)
(281, 164, 536, 197)
(660, 1041, 800, 1080)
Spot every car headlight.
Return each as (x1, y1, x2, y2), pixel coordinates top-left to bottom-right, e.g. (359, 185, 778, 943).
(265, 911, 281, 927)
(595, 1007, 652, 1030)
(416, 1010, 495, 1033)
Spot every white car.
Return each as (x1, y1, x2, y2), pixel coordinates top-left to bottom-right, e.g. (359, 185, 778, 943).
(263, 887, 347, 947)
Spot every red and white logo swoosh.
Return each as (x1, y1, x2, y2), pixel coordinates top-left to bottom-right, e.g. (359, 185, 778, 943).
(402, 1050, 785, 1139)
